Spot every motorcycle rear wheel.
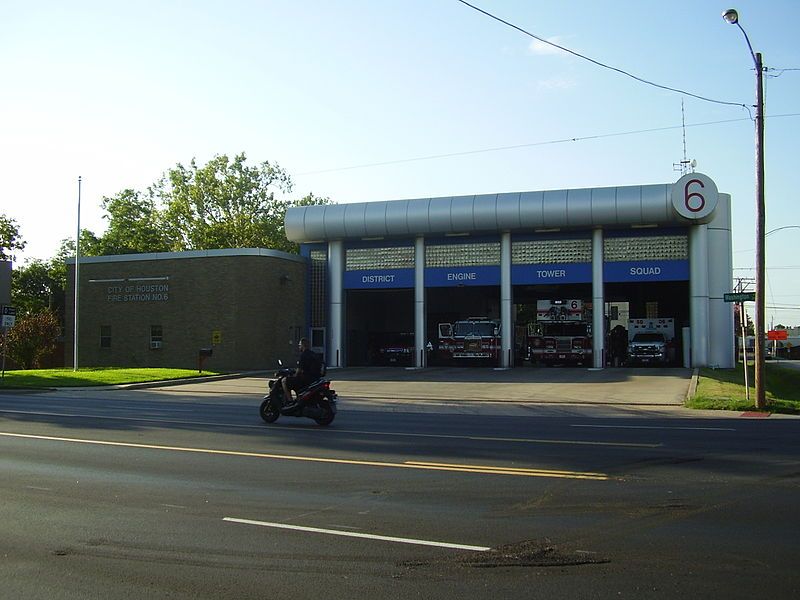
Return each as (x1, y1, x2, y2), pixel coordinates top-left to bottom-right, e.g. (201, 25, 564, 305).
(260, 398, 280, 423)
(314, 403, 335, 426)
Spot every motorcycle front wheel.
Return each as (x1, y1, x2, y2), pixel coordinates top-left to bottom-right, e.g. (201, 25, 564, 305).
(260, 398, 280, 423)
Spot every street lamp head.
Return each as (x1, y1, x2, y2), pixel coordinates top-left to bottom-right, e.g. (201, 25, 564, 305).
(722, 8, 739, 25)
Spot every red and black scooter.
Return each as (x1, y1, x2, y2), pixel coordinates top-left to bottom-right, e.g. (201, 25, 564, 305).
(260, 361, 337, 426)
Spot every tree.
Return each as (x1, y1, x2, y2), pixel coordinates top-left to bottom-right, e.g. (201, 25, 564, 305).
(11, 259, 66, 318)
(2, 310, 61, 369)
(57, 230, 103, 260)
(91, 153, 331, 255)
(0, 214, 26, 261)
(95, 189, 173, 255)
(158, 153, 295, 250)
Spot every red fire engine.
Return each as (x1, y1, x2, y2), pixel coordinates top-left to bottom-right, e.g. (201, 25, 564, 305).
(438, 317, 501, 363)
(527, 300, 592, 366)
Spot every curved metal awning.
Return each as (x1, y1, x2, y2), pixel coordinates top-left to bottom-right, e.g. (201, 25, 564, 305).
(285, 176, 721, 242)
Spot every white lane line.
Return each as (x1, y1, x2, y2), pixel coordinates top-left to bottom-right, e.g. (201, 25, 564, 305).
(223, 517, 491, 552)
(571, 424, 736, 432)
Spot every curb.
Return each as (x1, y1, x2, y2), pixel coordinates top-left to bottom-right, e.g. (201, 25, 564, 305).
(116, 371, 267, 391)
(686, 368, 700, 402)
(1, 371, 268, 394)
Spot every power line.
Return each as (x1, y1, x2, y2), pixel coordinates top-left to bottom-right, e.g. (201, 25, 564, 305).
(767, 67, 800, 78)
(455, 0, 749, 111)
(297, 113, 800, 176)
(735, 266, 800, 270)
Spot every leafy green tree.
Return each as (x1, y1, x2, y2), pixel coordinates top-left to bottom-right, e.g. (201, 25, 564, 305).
(95, 189, 173, 254)
(157, 153, 295, 250)
(11, 259, 65, 318)
(98, 153, 329, 254)
(57, 230, 103, 259)
(3, 310, 61, 369)
(0, 214, 26, 261)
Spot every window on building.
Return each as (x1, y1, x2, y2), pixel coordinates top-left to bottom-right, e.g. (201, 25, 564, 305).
(100, 325, 111, 348)
(150, 325, 163, 350)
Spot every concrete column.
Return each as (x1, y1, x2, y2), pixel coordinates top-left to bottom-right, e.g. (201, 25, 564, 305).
(592, 228, 605, 368)
(707, 194, 734, 368)
(689, 224, 710, 367)
(500, 232, 512, 368)
(327, 240, 344, 367)
(414, 236, 426, 368)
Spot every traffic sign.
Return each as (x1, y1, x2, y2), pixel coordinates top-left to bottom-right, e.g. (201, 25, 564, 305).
(723, 292, 755, 302)
(1, 305, 15, 328)
(768, 330, 788, 341)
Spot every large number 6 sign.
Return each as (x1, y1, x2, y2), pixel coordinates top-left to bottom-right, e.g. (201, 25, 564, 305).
(684, 178, 705, 213)
(671, 173, 718, 220)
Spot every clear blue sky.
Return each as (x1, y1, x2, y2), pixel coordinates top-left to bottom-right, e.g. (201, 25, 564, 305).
(2, 1, 798, 325)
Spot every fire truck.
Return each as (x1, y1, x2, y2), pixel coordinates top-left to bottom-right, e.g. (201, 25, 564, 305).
(527, 300, 592, 366)
(437, 317, 501, 363)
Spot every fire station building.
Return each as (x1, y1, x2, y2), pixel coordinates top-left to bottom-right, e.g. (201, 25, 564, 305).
(285, 173, 734, 370)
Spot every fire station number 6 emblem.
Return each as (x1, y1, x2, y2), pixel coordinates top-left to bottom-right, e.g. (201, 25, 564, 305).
(671, 172, 718, 220)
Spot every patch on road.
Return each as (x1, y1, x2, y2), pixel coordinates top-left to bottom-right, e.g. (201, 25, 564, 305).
(401, 539, 609, 571)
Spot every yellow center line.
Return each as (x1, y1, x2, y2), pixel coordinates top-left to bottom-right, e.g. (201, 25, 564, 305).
(406, 461, 608, 479)
(0, 431, 609, 481)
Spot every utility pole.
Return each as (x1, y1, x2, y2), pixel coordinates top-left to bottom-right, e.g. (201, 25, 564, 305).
(723, 9, 767, 409)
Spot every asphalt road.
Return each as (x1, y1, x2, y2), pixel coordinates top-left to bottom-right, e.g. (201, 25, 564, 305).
(1, 385, 799, 599)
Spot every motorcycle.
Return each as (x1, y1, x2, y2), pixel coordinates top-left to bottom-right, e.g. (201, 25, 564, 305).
(260, 360, 337, 426)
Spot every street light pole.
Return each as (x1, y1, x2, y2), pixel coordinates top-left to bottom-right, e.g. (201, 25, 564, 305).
(723, 9, 766, 409)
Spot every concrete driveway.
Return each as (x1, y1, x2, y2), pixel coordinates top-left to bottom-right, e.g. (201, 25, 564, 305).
(149, 367, 693, 409)
(326, 366, 692, 406)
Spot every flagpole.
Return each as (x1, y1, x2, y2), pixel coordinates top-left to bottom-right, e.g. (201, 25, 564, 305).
(73, 176, 81, 371)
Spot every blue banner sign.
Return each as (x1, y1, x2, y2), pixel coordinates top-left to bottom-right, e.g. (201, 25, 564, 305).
(425, 266, 500, 287)
(512, 263, 592, 285)
(344, 269, 414, 289)
(604, 260, 689, 282)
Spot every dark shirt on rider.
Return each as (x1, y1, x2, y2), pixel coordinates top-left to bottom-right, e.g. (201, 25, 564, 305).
(298, 349, 322, 379)
(287, 349, 322, 392)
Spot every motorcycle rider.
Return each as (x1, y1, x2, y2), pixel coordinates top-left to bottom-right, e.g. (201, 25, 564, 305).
(282, 337, 322, 407)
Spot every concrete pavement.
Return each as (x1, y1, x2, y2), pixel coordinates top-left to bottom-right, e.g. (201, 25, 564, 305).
(40, 365, 800, 418)
(104, 366, 699, 419)
(326, 366, 692, 405)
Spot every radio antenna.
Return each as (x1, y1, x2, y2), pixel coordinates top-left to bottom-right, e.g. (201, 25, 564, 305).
(673, 100, 696, 174)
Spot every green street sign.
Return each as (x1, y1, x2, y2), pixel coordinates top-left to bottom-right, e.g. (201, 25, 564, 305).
(723, 292, 755, 302)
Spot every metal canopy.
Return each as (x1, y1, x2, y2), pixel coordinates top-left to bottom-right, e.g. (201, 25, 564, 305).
(285, 181, 717, 243)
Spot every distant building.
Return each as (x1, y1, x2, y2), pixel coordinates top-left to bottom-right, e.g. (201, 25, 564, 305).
(65, 249, 306, 372)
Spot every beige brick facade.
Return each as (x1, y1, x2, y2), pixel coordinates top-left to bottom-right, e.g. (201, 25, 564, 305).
(65, 249, 307, 372)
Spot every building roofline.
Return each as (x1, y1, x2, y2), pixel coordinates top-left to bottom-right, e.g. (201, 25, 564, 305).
(65, 247, 307, 265)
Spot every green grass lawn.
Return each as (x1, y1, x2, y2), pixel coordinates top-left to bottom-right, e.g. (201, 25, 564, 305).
(0, 367, 220, 389)
(689, 362, 800, 414)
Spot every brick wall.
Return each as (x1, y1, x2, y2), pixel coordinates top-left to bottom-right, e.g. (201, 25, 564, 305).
(64, 250, 307, 372)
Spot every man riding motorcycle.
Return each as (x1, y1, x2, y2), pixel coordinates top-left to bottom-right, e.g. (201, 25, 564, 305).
(281, 337, 322, 407)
